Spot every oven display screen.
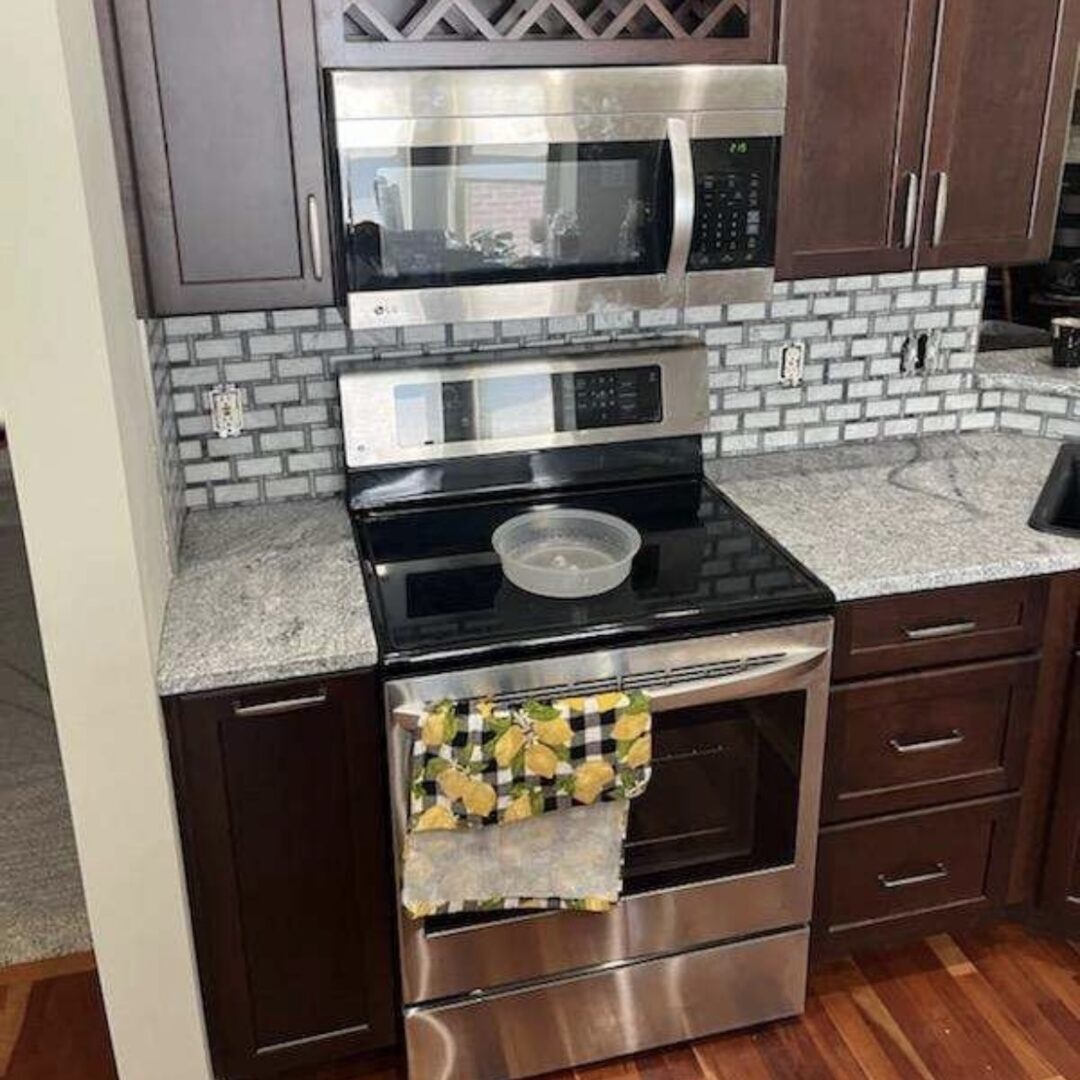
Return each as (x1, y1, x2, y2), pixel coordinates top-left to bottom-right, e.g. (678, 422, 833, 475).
(392, 366, 663, 448)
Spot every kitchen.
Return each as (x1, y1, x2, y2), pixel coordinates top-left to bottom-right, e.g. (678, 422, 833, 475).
(3, 1, 1080, 1079)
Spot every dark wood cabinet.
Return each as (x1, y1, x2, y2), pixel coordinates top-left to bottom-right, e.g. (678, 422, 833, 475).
(110, 0, 334, 314)
(815, 795, 1019, 954)
(918, 0, 1080, 269)
(777, 0, 1080, 279)
(824, 657, 1037, 823)
(775, 0, 937, 279)
(816, 578, 1052, 957)
(832, 578, 1048, 681)
(166, 672, 397, 1079)
(1041, 655, 1080, 931)
(313, 0, 778, 68)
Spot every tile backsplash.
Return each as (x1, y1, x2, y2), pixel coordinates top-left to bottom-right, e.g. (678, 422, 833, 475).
(153, 268, 987, 520)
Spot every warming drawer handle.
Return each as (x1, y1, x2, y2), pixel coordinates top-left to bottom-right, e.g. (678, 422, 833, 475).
(889, 729, 965, 755)
(233, 690, 328, 718)
(902, 619, 977, 640)
(664, 116, 695, 295)
(878, 863, 949, 890)
(390, 646, 829, 731)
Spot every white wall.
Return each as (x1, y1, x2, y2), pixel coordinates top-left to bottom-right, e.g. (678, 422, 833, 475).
(0, 1, 213, 1077)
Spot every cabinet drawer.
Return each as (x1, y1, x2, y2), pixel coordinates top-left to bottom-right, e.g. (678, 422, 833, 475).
(833, 579, 1047, 680)
(814, 796, 1017, 955)
(823, 657, 1036, 823)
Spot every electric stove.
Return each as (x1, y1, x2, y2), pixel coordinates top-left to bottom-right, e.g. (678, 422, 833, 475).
(341, 340, 833, 674)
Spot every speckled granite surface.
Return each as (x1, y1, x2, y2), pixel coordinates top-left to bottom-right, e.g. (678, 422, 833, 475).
(977, 347, 1080, 397)
(157, 498, 377, 695)
(709, 433, 1080, 601)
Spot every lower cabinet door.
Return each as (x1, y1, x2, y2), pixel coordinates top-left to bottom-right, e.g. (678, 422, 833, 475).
(166, 673, 397, 1078)
(814, 795, 1018, 956)
(1041, 658, 1080, 932)
(823, 657, 1036, 823)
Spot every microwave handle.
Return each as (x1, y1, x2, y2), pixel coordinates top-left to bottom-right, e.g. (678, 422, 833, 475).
(665, 117, 695, 295)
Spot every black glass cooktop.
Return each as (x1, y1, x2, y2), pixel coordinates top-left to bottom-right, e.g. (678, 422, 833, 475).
(353, 477, 834, 673)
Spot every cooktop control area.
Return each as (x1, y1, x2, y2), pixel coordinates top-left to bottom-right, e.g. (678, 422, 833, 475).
(568, 367, 662, 430)
(340, 343, 708, 469)
(400, 367, 663, 448)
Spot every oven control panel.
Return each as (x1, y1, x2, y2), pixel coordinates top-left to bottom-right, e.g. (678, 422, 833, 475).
(339, 343, 708, 469)
(391, 365, 664, 449)
(689, 137, 778, 271)
(560, 367, 663, 431)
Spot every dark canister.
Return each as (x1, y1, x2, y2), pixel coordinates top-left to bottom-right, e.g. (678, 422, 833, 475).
(1052, 317, 1080, 367)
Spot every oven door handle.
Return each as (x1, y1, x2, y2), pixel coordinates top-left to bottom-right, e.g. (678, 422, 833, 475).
(664, 116, 695, 297)
(646, 646, 828, 713)
(390, 646, 828, 731)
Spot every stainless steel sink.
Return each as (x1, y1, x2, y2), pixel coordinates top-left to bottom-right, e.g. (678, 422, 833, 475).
(1030, 443, 1080, 536)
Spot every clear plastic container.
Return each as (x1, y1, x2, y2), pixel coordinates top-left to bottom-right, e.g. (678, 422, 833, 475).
(492, 509, 642, 599)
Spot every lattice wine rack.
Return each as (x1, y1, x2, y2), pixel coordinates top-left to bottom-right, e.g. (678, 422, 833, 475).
(315, 0, 774, 66)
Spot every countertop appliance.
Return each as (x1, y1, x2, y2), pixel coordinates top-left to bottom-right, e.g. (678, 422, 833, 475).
(342, 341, 834, 1080)
(329, 65, 785, 329)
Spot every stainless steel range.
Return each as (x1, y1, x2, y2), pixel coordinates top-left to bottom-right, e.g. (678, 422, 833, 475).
(342, 341, 834, 1079)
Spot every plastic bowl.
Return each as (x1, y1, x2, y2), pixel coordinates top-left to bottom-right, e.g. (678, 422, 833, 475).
(492, 508, 642, 599)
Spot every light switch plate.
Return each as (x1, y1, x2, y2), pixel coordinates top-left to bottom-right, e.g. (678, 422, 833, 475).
(209, 383, 243, 438)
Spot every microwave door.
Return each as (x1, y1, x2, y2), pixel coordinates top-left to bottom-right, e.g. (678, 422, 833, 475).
(336, 116, 679, 328)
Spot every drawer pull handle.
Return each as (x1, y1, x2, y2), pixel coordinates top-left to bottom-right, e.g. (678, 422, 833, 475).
(878, 863, 949, 890)
(902, 620, 977, 640)
(233, 690, 328, 718)
(889, 729, 965, 755)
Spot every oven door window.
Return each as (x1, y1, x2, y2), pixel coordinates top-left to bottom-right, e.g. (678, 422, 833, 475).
(624, 691, 804, 894)
(339, 141, 673, 291)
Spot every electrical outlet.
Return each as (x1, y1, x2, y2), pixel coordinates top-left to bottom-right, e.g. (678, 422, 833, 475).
(901, 331, 944, 375)
(778, 341, 805, 387)
(209, 383, 243, 438)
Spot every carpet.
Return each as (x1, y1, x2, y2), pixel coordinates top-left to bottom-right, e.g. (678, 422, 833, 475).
(0, 449, 92, 965)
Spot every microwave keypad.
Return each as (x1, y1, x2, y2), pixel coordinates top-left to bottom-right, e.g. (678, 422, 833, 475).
(689, 138, 777, 271)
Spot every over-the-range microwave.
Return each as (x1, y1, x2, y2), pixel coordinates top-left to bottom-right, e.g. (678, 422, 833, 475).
(328, 64, 785, 330)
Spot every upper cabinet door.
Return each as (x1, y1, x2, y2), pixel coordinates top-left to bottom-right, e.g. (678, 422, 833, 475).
(113, 0, 334, 314)
(918, 0, 1080, 269)
(774, 0, 938, 280)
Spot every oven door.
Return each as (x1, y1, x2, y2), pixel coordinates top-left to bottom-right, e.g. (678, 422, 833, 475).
(383, 619, 832, 1006)
(330, 67, 783, 329)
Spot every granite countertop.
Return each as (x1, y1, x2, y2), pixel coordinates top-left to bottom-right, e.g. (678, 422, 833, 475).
(157, 498, 377, 696)
(159, 432, 1080, 693)
(708, 432, 1079, 602)
(977, 347, 1080, 397)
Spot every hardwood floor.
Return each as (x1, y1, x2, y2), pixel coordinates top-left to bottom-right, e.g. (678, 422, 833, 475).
(0, 953, 114, 1080)
(2, 924, 1078, 1079)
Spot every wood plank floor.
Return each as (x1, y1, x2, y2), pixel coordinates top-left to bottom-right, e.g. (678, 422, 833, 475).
(3, 924, 1079, 1079)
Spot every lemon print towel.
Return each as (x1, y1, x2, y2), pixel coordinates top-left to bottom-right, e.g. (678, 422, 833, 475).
(401, 691, 653, 918)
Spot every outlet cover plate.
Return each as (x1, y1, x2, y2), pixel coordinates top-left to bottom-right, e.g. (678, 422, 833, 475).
(209, 384, 243, 438)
